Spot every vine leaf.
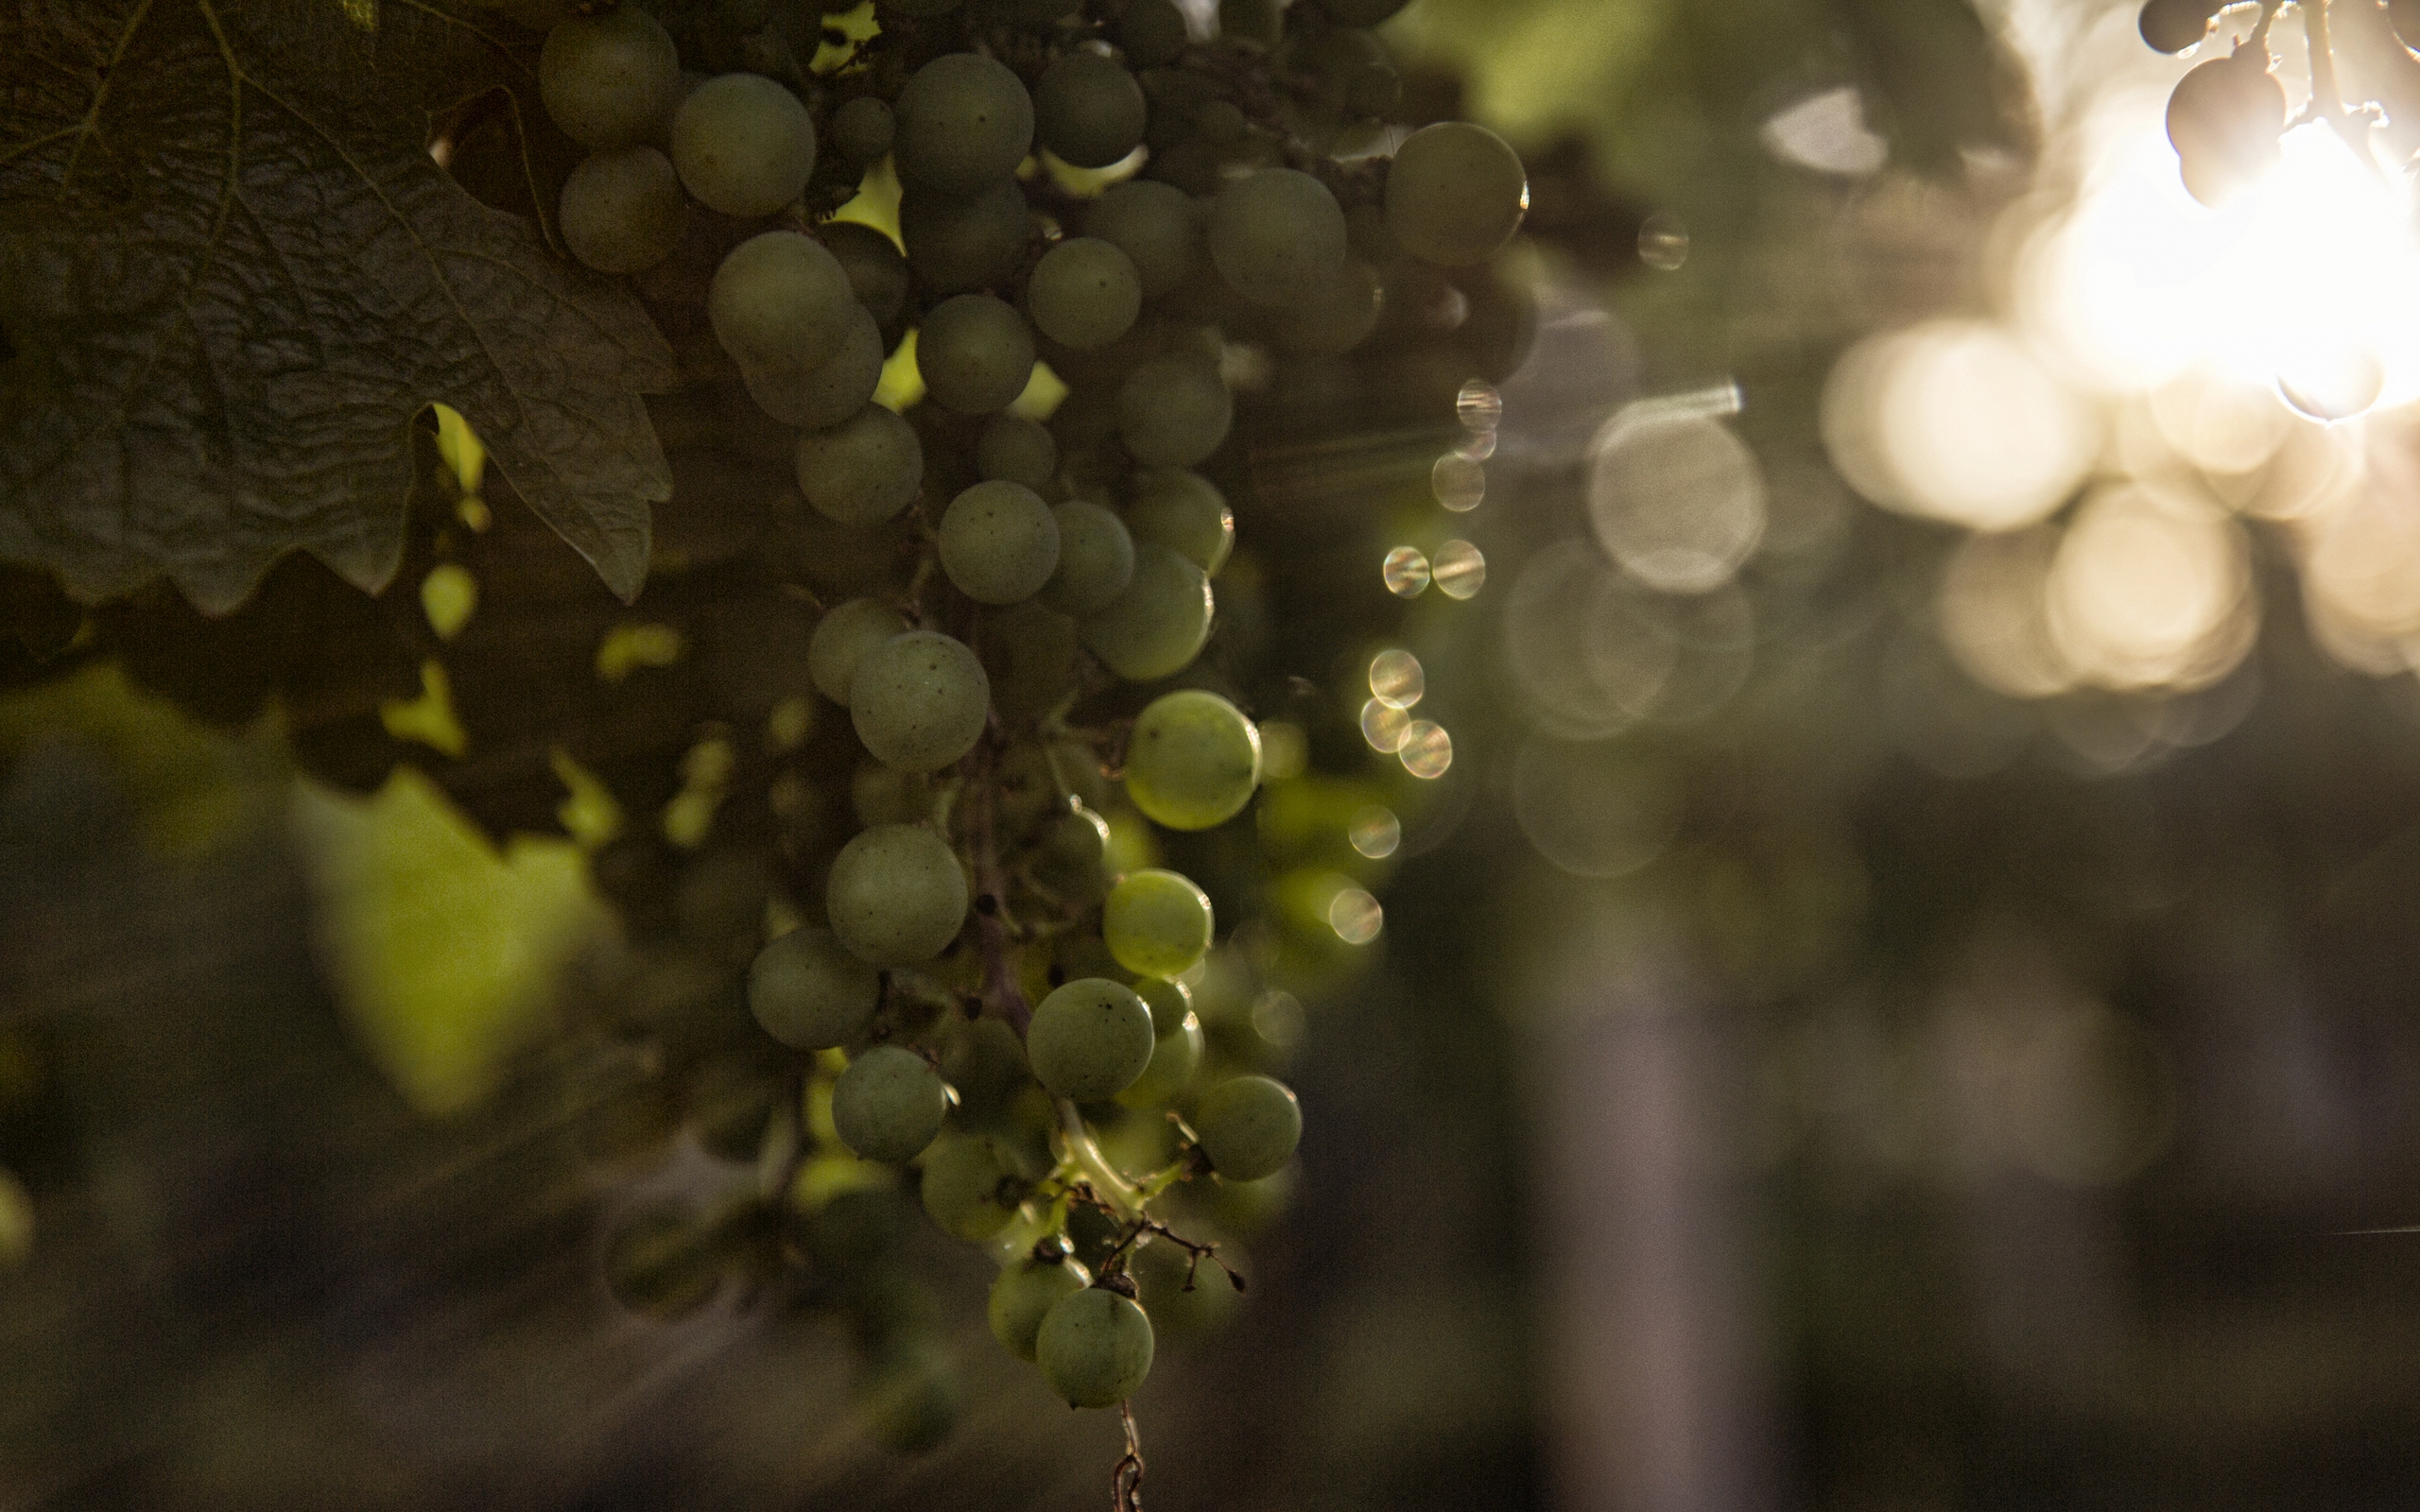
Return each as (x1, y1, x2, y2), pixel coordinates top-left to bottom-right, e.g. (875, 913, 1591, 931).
(0, 0, 678, 612)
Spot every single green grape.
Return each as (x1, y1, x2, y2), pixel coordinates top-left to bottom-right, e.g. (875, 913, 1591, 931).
(821, 219, 910, 326)
(1080, 543, 1213, 681)
(977, 600, 1081, 725)
(939, 481, 1062, 605)
(1208, 168, 1347, 305)
(900, 180, 1035, 296)
(1035, 52, 1150, 168)
(831, 94, 896, 162)
(1272, 258, 1382, 356)
(850, 630, 991, 772)
(707, 231, 858, 370)
(1116, 1008, 1203, 1108)
(832, 1044, 951, 1162)
(1125, 470, 1232, 576)
(1134, 975, 1191, 1035)
(1117, 353, 1231, 467)
(1036, 1286, 1155, 1407)
(559, 146, 688, 275)
(809, 597, 908, 706)
(539, 7, 682, 150)
(1027, 238, 1142, 351)
(977, 415, 1059, 488)
(1384, 121, 1529, 267)
(1123, 688, 1261, 830)
(798, 404, 924, 527)
(919, 294, 1036, 415)
(671, 73, 819, 218)
(920, 1134, 1022, 1241)
(988, 1253, 1092, 1361)
(826, 822, 969, 964)
(1028, 802, 1111, 902)
(1195, 1073, 1301, 1180)
(1040, 499, 1134, 616)
(1086, 180, 1201, 300)
(748, 925, 881, 1049)
(1102, 869, 1213, 979)
(894, 52, 1035, 195)
(1118, 0, 1188, 67)
(741, 301, 884, 428)
(853, 760, 936, 828)
(942, 1015, 1028, 1119)
(1027, 977, 1157, 1101)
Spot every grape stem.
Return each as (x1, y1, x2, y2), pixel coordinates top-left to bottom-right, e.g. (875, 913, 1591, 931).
(967, 732, 1035, 1035)
(1055, 1097, 1145, 1216)
(1113, 1403, 1146, 1512)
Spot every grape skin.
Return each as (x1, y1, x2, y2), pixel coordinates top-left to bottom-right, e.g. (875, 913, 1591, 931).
(1117, 353, 1232, 467)
(1118, 0, 1189, 67)
(1123, 689, 1261, 831)
(894, 53, 1036, 195)
(1086, 180, 1202, 300)
(920, 1135, 1021, 1241)
(1034, 52, 1150, 168)
(1040, 499, 1135, 616)
(808, 597, 908, 706)
(1103, 869, 1214, 979)
(1028, 977, 1158, 1100)
(919, 295, 1037, 415)
(1195, 1073, 1301, 1180)
(797, 404, 925, 527)
(901, 180, 1035, 296)
(1385, 122, 1528, 267)
(1080, 542, 1213, 681)
(1115, 1009, 1202, 1108)
(1036, 1287, 1155, 1407)
(833, 1044, 951, 1162)
(1208, 169, 1348, 305)
(1027, 238, 1143, 351)
(977, 416, 1059, 488)
(559, 147, 688, 275)
(990, 1256, 1092, 1361)
(671, 73, 819, 218)
(708, 232, 859, 371)
(939, 480, 1063, 605)
(539, 8, 682, 150)
(741, 302, 884, 428)
(821, 220, 911, 327)
(832, 94, 896, 162)
(850, 630, 992, 771)
(748, 925, 880, 1049)
(1125, 469, 1232, 576)
(826, 822, 970, 965)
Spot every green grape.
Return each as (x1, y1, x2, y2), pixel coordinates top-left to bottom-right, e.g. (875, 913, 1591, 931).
(798, 404, 924, 526)
(1208, 168, 1347, 305)
(1102, 868, 1213, 979)
(808, 1188, 902, 1273)
(1115, 1007, 1202, 1108)
(920, 1134, 1022, 1240)
(1195, 1073, 1300, 1180)
(604, 1202, 722, 1319)
(851, 630, 992, 771)
(977, 415, 1059, 488)
(560, 146, 688, 275)
(832, 1044, 951, 1162)
(707, 231, 858, 370)
(2167, 54, 2286, 207)
(1027, 238, 1143, 351)
(1028, 977, 1157, 1100)
(826, 822, 970, 964)
(1035, 53, 1150, 168)
(1123, 688, 1260, 830)
(859, 1342, 960, 1454)
(1118, 0, 1189, 67)
(2139, 0, 2223, 54)
(671, 73, 819, 218)
(1116, 353, 1231, 467)
(821, 220, 911, 326)
(1134, 975, 1191, 1035)
(1322, 0, 1409, 21)
(894, 53, 1036, 195)
(748, 925, 881, 1049)
(1086, 179, 1201, 300)
(1028, 802, 1111, 902)
(1272, 258, 1381, 356)
(1080, 542, 1213, 680)
(832, 94, 896, 162)
(1384, 121, 1528, 267)
(1040, 499, 1134, 616)
(918, 294, 1036, 415)
(939, 480, 1063, 604)
(809, 597, 908, 705)
(539, 7, 682, 150)
(1125, 469, 1232, 576)
(989, 1252, 1093, 1360)
(942, 1016, 1028, 1119)
(742, 301, 884, 428)
(854, 760, 937, 827)
(1036, 1286, 1155, 1407)
(992, 737, 1064, 834)
(977, 600, 1080, 724)
(1132, 1231, 1242, 1340)
(900, 180, 1035, 295)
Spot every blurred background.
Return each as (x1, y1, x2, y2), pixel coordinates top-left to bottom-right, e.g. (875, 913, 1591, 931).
(14, 0, 2420, 1507)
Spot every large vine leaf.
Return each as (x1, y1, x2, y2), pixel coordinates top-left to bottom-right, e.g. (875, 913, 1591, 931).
(0, 0, 678, 612)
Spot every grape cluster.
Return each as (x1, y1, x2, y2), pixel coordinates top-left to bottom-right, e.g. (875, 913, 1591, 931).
(522, 0, 1526, 1483)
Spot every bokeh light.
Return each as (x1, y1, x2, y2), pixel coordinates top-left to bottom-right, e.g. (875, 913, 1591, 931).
(1432, 540, 1487, 599)
(1397, 721, 1452, 779)
(1382, 545, 1431, 597)
(1368, 649, 1425, 709)
(1588, 405, 1766, 593)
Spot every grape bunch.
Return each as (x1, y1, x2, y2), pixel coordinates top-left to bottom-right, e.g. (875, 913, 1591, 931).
(518, 0, 1525, 1488)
